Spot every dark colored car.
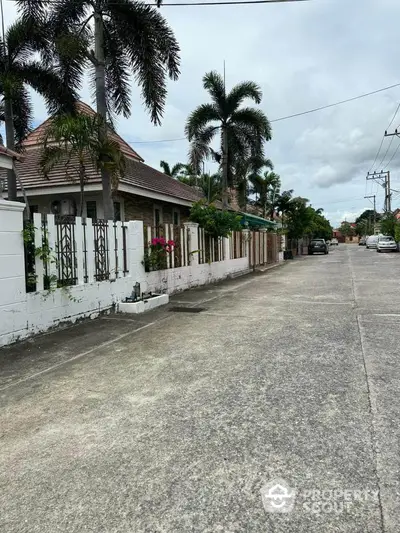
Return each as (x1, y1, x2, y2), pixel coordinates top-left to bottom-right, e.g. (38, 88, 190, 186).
(308, 239, 329, 255)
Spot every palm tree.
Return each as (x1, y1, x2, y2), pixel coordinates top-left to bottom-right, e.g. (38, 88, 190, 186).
(39, 113, 125, 217)
(0, 16, 77, 201)
(160, 160, 185, 178)
(185, 71, 272, 209)
(235, 156, 273, 209)
(250, 171, 280, 219)
(32, 0, 181, 220)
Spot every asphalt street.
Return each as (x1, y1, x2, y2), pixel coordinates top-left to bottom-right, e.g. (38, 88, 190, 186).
(1, 244, 400, 532)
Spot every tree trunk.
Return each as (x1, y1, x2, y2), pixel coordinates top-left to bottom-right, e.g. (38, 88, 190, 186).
(221, 126, 229, 210)
(4, 98, 17, 202)
(94, 11, 114, 221)
(79, 161, 85, 217)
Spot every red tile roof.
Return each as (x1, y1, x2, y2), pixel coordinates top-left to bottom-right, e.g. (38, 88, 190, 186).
(2, 102, 207, 204)
(22, 101, 143, 161)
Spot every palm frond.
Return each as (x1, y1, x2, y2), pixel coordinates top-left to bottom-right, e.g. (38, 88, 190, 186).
(103, 19, 131, 118)
(14, 60, 78, 115)
(185, 104, 220, 140)
(15, 0, 48, 22)
(108, 0, 180, 124)
(6, 17, 47, 64)
(230, 107, 272, 141)
(171, 163, 185, 177)
(203, 71, 226, 110)
(49, 0, 90, 33)
(39, 145, 67, 179)
(11, 85, 33, 148)
(226, 81, 262, 114)
(160, 160, 171, 175)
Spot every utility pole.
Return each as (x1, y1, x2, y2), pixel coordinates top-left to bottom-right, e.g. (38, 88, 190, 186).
(366, 171, 391, 212)
(364, 194, 376, 233)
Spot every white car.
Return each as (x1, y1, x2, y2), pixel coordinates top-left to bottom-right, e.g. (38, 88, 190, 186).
(330, 238, 338, 246)
(377, 236, 398, 253)
(366, 235, 379, 249)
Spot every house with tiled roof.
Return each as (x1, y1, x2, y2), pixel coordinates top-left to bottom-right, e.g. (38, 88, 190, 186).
(2, 102, 204, 225)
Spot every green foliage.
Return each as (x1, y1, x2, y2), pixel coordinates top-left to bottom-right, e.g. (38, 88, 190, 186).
(340, 222, 355, 237)
(48, 0, 180, 125)
(185, 71, 272, 206)
(189, 200, 242, 238)
(380, 213, 398, 239)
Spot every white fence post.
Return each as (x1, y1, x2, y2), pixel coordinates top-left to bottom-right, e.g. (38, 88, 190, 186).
(75, 216, 85, 284)
(223, 236, 230, 261)
(128, 220, 146, 283)
(86, 218, 95, 283)
(184, 222, 199, 266)
(242, 229, 250, 268)
(33, 212, 44, 291)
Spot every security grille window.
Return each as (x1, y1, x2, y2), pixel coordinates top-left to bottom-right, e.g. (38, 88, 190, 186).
(114, 202, 121, 221)
(86, 201, 97, 220)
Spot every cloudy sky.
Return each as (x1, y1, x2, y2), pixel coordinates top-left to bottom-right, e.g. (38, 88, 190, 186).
(3, 0, 400, 226)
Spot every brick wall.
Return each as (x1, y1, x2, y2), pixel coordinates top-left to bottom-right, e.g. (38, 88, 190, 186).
(123, 193, 191, 226)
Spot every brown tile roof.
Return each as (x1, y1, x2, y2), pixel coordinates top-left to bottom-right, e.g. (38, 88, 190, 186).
(22, 101, 143, 161)
(2, 147, 204, 204)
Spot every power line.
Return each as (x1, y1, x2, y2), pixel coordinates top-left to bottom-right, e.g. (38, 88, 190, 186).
(385, 140, 400, 167)
(127, 81, 400, 145)
(369, 102, 400, 172)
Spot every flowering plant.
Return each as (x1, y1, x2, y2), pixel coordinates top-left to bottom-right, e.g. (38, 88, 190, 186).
(143, 237, 175, 271)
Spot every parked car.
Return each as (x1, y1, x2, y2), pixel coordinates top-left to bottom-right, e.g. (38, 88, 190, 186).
(359, 236, 367, 246)
(308, 239, 329, 255)
(377, 236, 398, 253)
(366, 235, 379, 249)
(330, 238, 339, 246)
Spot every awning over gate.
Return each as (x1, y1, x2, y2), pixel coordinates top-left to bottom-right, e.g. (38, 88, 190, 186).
(240, 212, 277, 230)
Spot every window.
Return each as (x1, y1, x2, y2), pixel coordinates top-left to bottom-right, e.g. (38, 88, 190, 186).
(173, 209, 180, 226)
(86, 201, 97, 220)
(153, 205, 163, 227)
(114, 202, 121, 221)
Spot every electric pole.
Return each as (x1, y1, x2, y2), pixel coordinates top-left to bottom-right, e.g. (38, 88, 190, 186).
(364, 194, 376, 233)
(366, 171, 391, 213)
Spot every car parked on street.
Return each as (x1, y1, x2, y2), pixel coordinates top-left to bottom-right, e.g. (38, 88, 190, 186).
(330, 238, 339, 246)
(366, 235, 379, 249)
(308, 239, 329, 255)
(377, 236, 398, 253)
(359, 236, 367, 246)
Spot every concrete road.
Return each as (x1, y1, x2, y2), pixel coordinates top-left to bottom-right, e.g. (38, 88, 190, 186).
(1, 244, 400, 532)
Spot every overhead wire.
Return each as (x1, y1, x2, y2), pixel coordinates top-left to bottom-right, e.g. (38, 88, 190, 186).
(128, 81, 400, 145)
(368, 101, 400, 173)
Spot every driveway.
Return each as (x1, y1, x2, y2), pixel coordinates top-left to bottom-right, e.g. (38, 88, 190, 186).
(1, 244, 400, 532)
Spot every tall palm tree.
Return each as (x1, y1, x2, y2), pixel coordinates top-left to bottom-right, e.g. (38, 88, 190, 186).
(185, 71, 272, 209)
(0, 16, 77, 201)
(27, 0, 181, 220)
(250, 170, 280, 219)
(39, 113, 125, 217)
(160, 160, 185, 178)
(235, 156, 273, 209)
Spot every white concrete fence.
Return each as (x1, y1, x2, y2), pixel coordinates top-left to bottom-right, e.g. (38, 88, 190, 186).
(0, 200, 257, 347)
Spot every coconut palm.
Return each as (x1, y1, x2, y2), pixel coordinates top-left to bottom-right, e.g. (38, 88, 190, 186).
(0, 16, 77, 201)
(185, 71, 272, 209)
(160, 161, 185, 178)
(39, 113, 125, 217)
(28, 0, 181, 220)
(234, 156, 273, 209)
(250, 171, 281, 219)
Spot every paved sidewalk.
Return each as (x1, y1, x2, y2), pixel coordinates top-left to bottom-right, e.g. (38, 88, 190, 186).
(1, 246, 400, 532)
